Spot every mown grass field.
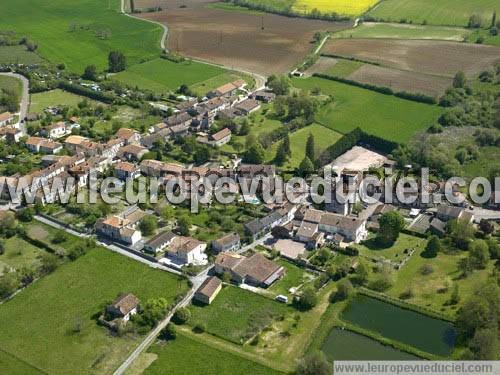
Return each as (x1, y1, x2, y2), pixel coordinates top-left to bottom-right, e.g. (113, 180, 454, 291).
(369, 0, 500, 26)
(113, 58, 226, 93)
(322, 59, 364, 78)
(0, 45, 46, 65)
(188, 285, 291, 345)
(332, 22, 472, 41)
(29, 89, 100, 113)
(0, 0, 161, 72)
(144, 333, 281, 374)
(293, 77, 442, 143)
(0, 246, 189, 374)
(0, 350, 43, 375)
(268, 259, 314, 298)
(271, 124, 343, 169)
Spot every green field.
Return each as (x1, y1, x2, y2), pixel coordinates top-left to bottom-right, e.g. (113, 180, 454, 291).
(0, 75, 23, 96)
(0, 247, 189, 374)
(0, 237, 44, 276)
(188, 285, 291, 344)
(0, 0, 161, 72)
(322, 59, 364, 78)
(293, 77, 442, 142)
(29, 89, 100, 113)
(0, 45, 46, 65)
(144, 333, 280, 374)
(269, 259, 314, 298)
(332, 23, 472, 41)
(113, 58, 227, 93)
(369, 0, 500, 26)
(355, 233, 426, 262)
(388, 245, 495, 316)
(0, 350, 43, 375)
(190, 71, 254, 97)
(271, 124, 343, 168)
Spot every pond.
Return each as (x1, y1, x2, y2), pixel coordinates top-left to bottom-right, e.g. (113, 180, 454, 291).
(341, 295, 456, 356)
(322, 328, 420, 361)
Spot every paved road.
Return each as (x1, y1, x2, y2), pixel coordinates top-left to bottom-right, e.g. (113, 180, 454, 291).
(0, 72, 29, 135)
(114, 266, 211, 375)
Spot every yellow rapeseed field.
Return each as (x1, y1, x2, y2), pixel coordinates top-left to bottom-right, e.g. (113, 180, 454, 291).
(293, 0, 379, 16)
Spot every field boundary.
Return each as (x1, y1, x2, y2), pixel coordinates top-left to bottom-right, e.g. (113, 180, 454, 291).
(0, 347, 48, 374)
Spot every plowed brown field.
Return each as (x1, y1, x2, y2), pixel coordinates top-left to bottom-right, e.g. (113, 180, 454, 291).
(136, 0, 350, 75)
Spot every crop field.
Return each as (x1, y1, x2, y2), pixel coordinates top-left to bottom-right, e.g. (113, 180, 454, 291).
(368, 0, 500, 27)
(0, 0, 161, 72)
(294, 0, 379, 16)
(332, 22, 472, 41)
(0, 247, 189, 374)
(113, 58, 226, 93)
(144, 333, 280, 374)
(271, 124, 343, 169)
(322, 39, 500, 78)
(0, 45, 46, 65)
(293, 77, 442, 143)
(347, 64, 451, 97)
(29, 89, 100, 114)
(137, 0, 348, 75)
(188, 285, 291, 345)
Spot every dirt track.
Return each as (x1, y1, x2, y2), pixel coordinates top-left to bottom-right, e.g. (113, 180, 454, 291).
(136, 0, 350, 75)
(322, 38, 500, 78)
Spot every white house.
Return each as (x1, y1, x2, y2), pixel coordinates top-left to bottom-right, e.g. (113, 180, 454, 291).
(319, 212, 367, 244)
(166, 236, 207, 265)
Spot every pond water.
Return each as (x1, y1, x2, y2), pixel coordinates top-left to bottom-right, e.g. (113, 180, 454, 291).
(341, 295, 456, 356)
(322, 328, 420, 361)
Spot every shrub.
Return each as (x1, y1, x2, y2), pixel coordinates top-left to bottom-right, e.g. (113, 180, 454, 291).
(172, 307, 191, 325)
(193, 322, 206, 333)
(160, 323, 177, 341)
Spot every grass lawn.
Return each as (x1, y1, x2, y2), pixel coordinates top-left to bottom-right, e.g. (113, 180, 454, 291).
(368, 0, 500, 27)
(354, 233, 426, 262)
(271, 124, 343, 169)
(0, 237, 44, 276)
(293, 77, 442, 143)
(0, 75, 23, 96)
(0, 350, 43, 375)
(0, 247, 189, 374)
(144, 333, 281, 374)
(332, 23, 472, 41)
(387, 246, 495, 317)
(269, 259, 315, 298)
(113, 58, 226, 94)
(29, 89, 100, 114)
(0, 0, 161, 72)
(0, 45, 45, 65)
(188, 285, 291, 345)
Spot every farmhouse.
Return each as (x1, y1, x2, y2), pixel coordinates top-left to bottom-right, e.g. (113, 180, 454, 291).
(105, 293, 139, 325)
(319, 213, 367, 243)
(436, 205, 474, 223)
(25, 137, 63, 155)
(42, 121, 67, 139)
(0, 127, 22, 143)
(144, 231, 176, 255)
(198, 128, 232, 147)
(114, 162, 141, 181)
(212, 232, 241, 254)
(165, 112, 192, 128)
(194, 276, 222, 305)
(118, 144, 148, 162)
(114, 128, 141, 145)
(0, 112, 14, 127)
(166, 236, 207, 265)
(251, 90, 276, 103)
(96, 206, 147, 245)
(214, 252, 285, 288)
(235, 99, 261, 115)
(209, 79, 246, 98)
